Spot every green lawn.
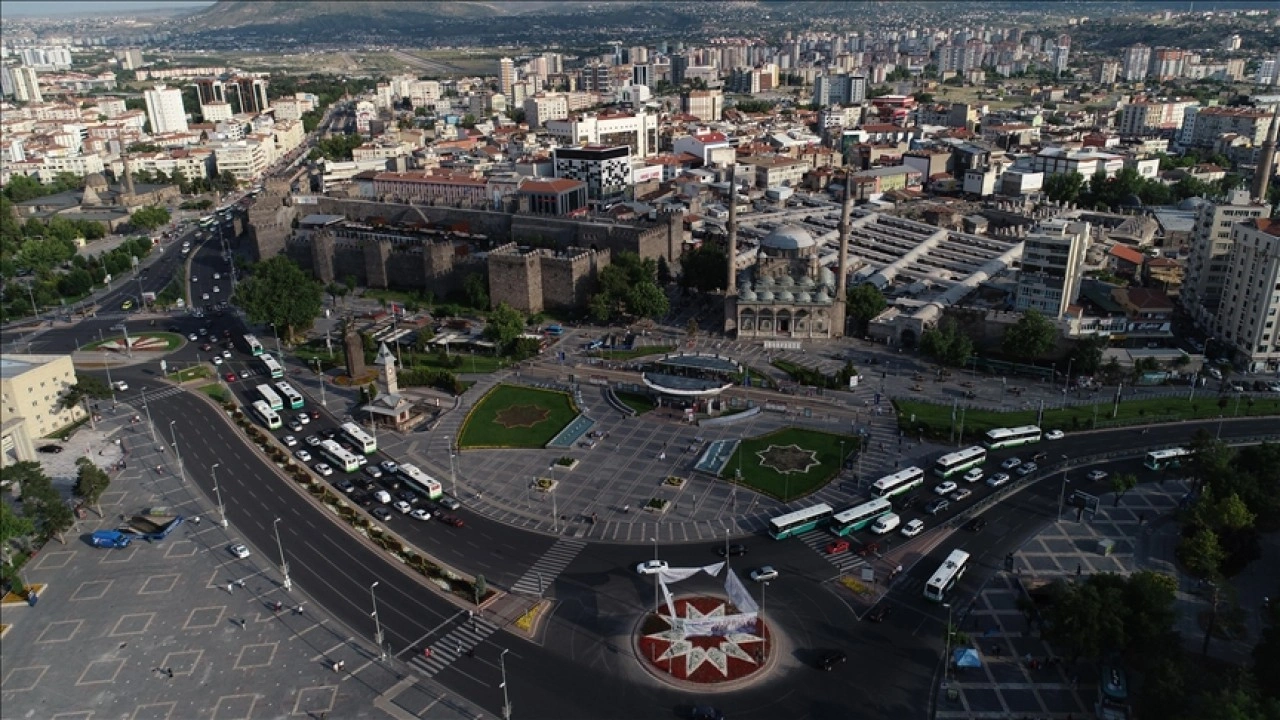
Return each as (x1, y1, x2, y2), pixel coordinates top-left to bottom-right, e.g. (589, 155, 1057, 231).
(457, 384, 578, 449)
(721, 428, 859, 502)
(197, 383, 230, 402)
(599, 345, 675, 360)
(896, 394, 1280, 441)
(616, 391, 656, 415)
(406, 351, 510, 374)
(166, 365, 212, 382)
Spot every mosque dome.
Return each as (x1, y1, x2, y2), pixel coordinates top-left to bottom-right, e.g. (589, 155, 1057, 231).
(757, 289, 775, 302)
(760, 224, 816, 251)
(776, 290, 794, 302)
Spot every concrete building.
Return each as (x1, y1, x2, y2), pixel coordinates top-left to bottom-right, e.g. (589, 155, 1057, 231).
(1, 353, 86, 467)
(371, 172, 489, 206)
(1014, 217, 1090, 319)
(1181, 189, 1269, 329)
(144, 84, 188, 135)
(117, 48, 144, 70)
(524, 94, 569, 130)
(1188, 107, 1274, 149)
(1118, 99, 1198, 137)
(742, 155, 809, 189)
(681, 89, 723, 122)
(543, 111, 658, 158)
(671, 129, 731, 166)
(517, 178, 589, 216)
(1122, 44, 1151, 82)
(812, 73, 866, 107)
(212, 140, 269, 183)
(11, 66, 42, 103)
(1096, 59, 1120, 85)
(552, 145, 631, 203)
(200, 100, 233, 122)
(1214, 218, 1280, 372)
(1029, 147, 1125, 179)
(499, 57, 516, 100)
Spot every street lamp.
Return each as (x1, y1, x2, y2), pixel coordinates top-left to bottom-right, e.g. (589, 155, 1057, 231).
(550, 463, 559, 533)
(103, 351, 116, 403)
(1056, 455, 1070, 521)
(499, 647, 512, 720)
(169, 421, 186, 483)
(272, 517, 292, 590)
(449, 451, 458, 499)
(761, 579, 770, 659)
(270, 322, 282, 356)
(312, 358, 327, 407)
(942, 602, 953, 687)
(651, 537, 659, 614)
(370, 581, 386, 661)
(141, 386, 157, 442)
(211, 463, 227, 527)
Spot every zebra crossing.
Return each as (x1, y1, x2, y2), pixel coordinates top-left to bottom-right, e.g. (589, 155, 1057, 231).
(796, 529, 868, 575)
(509, 539, 587, 595)
(130, 386, 184, 403)
(406, 615, 500, 678)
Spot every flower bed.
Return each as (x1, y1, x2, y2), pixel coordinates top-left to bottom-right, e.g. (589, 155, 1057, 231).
(644, 497, 669, 513)
(636, 596, 769, 684)
(554, 457, 578, 470)
(532, 477, 557, 492)
(664, 476, 686, 488)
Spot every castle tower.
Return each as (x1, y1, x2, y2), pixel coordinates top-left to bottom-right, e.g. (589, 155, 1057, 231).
(121, 153, 136, 198)
(833, 170, 853, 337)
(375, 341, 398, 395)
(1252, 105, 1279, 207)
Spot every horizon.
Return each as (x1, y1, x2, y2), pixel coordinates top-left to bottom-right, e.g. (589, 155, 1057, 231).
(0, 0, 213, 18)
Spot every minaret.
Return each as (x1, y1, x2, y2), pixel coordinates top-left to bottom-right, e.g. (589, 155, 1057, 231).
(1252, 105, 1278, 208)
(832, 171, 853, 337)
(121, 153, 136, 198)
(724, 163, 738, 335)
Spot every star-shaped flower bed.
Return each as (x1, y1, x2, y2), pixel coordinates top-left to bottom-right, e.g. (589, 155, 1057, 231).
(494, 404, 551, 429)
(637, 596, 769, 684)
(756, 443, 820, 475)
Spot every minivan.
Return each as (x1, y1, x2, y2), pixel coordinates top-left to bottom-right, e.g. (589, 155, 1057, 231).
(870, 512, 901, 534)
(374, 490, 392, 504)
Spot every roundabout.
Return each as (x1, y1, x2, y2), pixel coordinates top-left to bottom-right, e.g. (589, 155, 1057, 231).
(636, 595, 773, 687)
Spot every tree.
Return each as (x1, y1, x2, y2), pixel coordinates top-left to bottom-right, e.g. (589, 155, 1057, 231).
(1069, 335, 1107, 376)
(1044, 171, 1085, 205)
(0, 499, 35, 552)
(482, 302, 525, 353)
(462, 272, 489, 310)
(1042, 577, 1128, 663)
(919, 319, 974, 367)
(1110, 473, 1138, 506)
(1180, 527, 1226, 579)
(129, 205, 170, 230)
(1255, 599, 1280, 701)
(231, 256, 324, 342)
(1002, 309, 1057, 361)
(656, 255, 673, 285)
(678, 245, 726, 294)
(846, 283, 887, 335)
(15, 462, 74, 544)
(61, 373, 111, 411)
(74, 457, 111, 517)
(593, 252, 666, 322)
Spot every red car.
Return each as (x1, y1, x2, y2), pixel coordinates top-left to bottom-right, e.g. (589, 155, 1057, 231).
(437, 514, 464, 527)
(825, 540, 850, 555)
(200, 343, 214, 352)
(224, 372, 238, 382)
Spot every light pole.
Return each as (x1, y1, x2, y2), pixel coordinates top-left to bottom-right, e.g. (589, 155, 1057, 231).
(272, 517, 292, 590)
(312, 358, 327, 407)
(449, 451, 458, 499)
(169, 421, 186, 483)
(103, 351, 116, 402)
(1056, 455, 1069, 521)
(942, 602, 953, 686)
(141, 386, 157, 442)
(211, 463, 227, 527)
(270, 322, 282, 357)
(651, 537, 659, 615)
(370, 581, 386, 661)
(761, 579, 770, 659)
(499, 647, 512, 720)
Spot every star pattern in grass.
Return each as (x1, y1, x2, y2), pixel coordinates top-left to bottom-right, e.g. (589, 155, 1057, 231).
(756, 443, 820, 474)
(644, 600, 763, 678)
(494, 404, 552, 429)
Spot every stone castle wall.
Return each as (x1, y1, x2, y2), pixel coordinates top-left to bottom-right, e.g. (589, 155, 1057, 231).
(488, 243, 543, 313)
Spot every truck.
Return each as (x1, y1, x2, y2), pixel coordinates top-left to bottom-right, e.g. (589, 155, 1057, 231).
(90, 530, 133, 548)
(120, 514, 185, 541)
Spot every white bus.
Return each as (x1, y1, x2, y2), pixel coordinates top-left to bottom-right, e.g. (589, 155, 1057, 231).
(318, 439, 361, 473)
(259, 353, 284, 379)
(924, 549, 971, 602)
(768, 503, 835, 539)
(933, 446, 988, 478)
(871, 467, 926, 499)
(243, 334, 264, 357)
(341, 422, 377, 454)
(399, 464, 443, 500)
(983, 425, 1042, 450)
(830, 498, 895, 537)
(256, 384, 283, 411)
(275, 381, 304, 410)
(251, 400, 281, 430)
(1144, 447, 1192, 470)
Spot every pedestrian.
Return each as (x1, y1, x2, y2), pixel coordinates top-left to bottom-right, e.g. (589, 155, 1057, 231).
(193, 516, 201, 525)
(166, 668, 173, 678)
(1075, 563, 1082, 577)
(227, 582, 234, 594)
(1138, 512, 1145, 526)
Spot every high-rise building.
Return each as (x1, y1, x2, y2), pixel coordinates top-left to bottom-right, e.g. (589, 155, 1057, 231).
(553, 145, 632, 203)
(670, 55, 689, 86)
(499, 57, 516, 100)
(632, 64, 651, 88)
(1148, 48, 1186, 81)
(1122, 44, 1151, 82)
(681, 89, 723, 122)
(11, 66, 42, 103)
(578, 64, 612, 94)
(1014, 217, 1090, 319)
(1213, 218, 1280, 372)
(1095, 60, 1120, 85)
(117, 48, 144, 71)
(230, 76, 269, 114)
(193, 77, 225, 105)
(812, 74, 866, 107)
(144, 84, 188, 134)
(1182, 189, 1269, 329)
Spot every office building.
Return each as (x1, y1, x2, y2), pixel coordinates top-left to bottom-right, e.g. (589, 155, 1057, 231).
(681, 89, 723, 122)
(578, 63, 613, 94)
(670, 55, 689, 86)
(812, 73, 866, 107)
(1181, 189, 1269, 328)
(1, 354, 86, 467)
(193, 77, 225, 105)
(632, 64, 651, 88)
(1014, 218, 1090, 319)
(229, 76, 268, 114)
(553, 145, 632, 203)
(543, 111, 658, 158)
(1214, 218, 1280, 372)
(1148, 48, 1186, 81)
(144, 84, 188, 135)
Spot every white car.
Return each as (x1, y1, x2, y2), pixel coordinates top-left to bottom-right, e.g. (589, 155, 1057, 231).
(294, 449, 312, 462)
(1087, 469, 1109, 481)
(1016, 462, 1039, 477)
(313, 462, 333, 476)
(212, 286, 220, 294)
(191, 276, 198, 283)
(986, 472, 1011, 488)
(282, 435, 298, 447)
(933, 480, 958, 495)
(1045, 430, 1065, 440)
(949, 487, 973, 502)
(110, 380, 129, 391)
(394, 500, 412, 514)
(1001, 457, 1023, 470)
(750, 566, 779, 583)
(213, 272, 221, 280)
(229, 544, 250, 559)
(188, 333, 199, 341)
(222, 350, 232, 358)
(304, 435, 321, 447)
(636, 559, 669, 575)
(963, 467, 984, 483)
(410, 508, 431, 521)
(900, 518, 925, 538)
(296, 413, 310, 425)
(212, 356, 222, 366)
(202, 293, 210, 301)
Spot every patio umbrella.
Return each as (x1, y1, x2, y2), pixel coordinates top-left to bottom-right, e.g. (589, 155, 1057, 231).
(953, 647, 982, 668)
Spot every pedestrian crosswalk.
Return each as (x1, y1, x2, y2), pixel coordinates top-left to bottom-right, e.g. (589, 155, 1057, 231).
(796, 529, 868, 575)
(509, 539, 586, 595)
(406, 615, 500, 678)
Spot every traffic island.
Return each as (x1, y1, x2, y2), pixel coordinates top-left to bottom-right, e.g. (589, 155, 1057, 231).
(457, 384, 578, 449)
(632, 596, 775, 690)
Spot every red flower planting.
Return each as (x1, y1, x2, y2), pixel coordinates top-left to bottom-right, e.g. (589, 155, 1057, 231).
(637, 596, 770, 684)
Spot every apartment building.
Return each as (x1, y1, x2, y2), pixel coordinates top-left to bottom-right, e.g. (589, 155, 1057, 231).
(1181, 189, 1269, 329)
(144, 84, 188, 135)
(1188, 107, 1274, 149)
(10, 66, 43, 103)
(742, 155, 809, 189)
(1122, 44, 1151, 82)
(200, 101, 233, 122)
(1030, 147, 1124, 178)
(1214, 218, 1280, 372)
(1, 353, 86, 467)
(1118, 99, 1198, 137)
(524, 94, 569, 130)
(212, 139, 270, 183)
(1015, 218, 1091, 319)
(681, 89, 724, 122)
(812, 73, 867, 107)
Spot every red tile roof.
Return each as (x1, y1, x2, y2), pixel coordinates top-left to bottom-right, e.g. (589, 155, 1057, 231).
(520, 178, 585, 193)
(1109, 244, 1145, 265)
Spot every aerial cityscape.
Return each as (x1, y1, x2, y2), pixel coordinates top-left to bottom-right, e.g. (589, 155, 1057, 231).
(2, 1, 1280, 719)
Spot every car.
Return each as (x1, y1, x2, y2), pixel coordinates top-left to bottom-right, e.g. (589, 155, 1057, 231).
(309, 410, 322, 420)
(1001, 457, 1023, 470)
(690, 706, 725, 720)
(222, 350, 232, 359)
(749, 566, 779, 582)
(229, 544, 250, 559)
(949, 487, 973, 502)
(825, 540, 850, 555)
(304, 435, 321, 447)
(410, 507, 431, 521)
(320, 428, 339, 439)
(636, 559, 669, 575)
(294, 449, 312, 462)
(313, 462, 333, 477)
(986, 472, 1011, 488)
(212, 356, 222, 366)
(120, 299, 134, 310)
(212, 286, 220, 293)
(933, 480, 958, 495)
(900, 518, 925, 537)
(371, 506, 393, 522)
(394, 500, 412, 514)
(201, 342, 214, 352)
(1032, 451, 1048, 462)
(363, 465, 383, 479)
(282, 435, 298, 447)
(438, 514, 464, 527)
(716, 543, 748, 558)
(295, 412, 310, 425)
(437, 495, 461, 511)
(335, 479, 355, 493)
(224, 371, 237, 382)
(37, 444, 64, 453)
(817, 649, 848, 670)
(188, 333, 199, 341)
(191, 276, 197, 282)
(925, 498, 950, 516)
(213, 272, 221, 280)
(395, 490, 417, 504)
(1016, 462, 1039, 477)
(1087, 469, 1109, 481)
(963, 467, 984, 483)
(110, 380, 129, 391)
(202, 293, 210, 301)
(1045, 429, 1065, 440)
(222, 340, 235, 349)
(965, 517, 988, 532)
(867, 605, 894, 623)
(287, 418, 303, 432)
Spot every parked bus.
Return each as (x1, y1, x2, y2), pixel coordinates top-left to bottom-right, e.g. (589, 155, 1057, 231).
(275, 381, 304, 410)
(341, 422, 376, 454)
(983, 425, 1043, 450)
(923, 549, 970, 602)
(243, 334, 264, 356)
(1095, 662, 1131, 720)
(871, 467, 926, 499)
(251, 400, 281, 430)
(933, 446, 988, 478)
(318, 439, 361, 473)
(1144, 447, 1192, 471)
(830, 498, 894, 536)
(768, 503, 835, 540)
(256, 384, 283, 411)
(399, 464, 443, 500)
(259, 353, 284, 379)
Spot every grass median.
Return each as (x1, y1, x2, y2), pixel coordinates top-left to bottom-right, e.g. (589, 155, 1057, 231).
(721, 428, 859, 502)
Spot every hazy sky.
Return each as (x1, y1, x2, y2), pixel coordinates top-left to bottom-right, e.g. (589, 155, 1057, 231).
(0, 0, 213, 17)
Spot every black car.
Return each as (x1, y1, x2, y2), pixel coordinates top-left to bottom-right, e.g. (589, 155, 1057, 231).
(817, 649, 848, 671)
(335, 479, 355, 494)
(868, 605, 894, 623)
(965, 517, 988, 532)
(716, 543, 747, 558)
(395, 490, 417, 504)
(320, 428, 339, 439)
(37, 444, 63, 454)
(925, 498, 950, 516)
(371, 506, 393, 521)
(690, 706, 725, 720)
(350, 490, 371, 506)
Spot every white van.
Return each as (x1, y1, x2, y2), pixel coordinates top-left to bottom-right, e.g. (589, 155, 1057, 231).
(870, 512, 901, 535)
(374, 490, 392, 504)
